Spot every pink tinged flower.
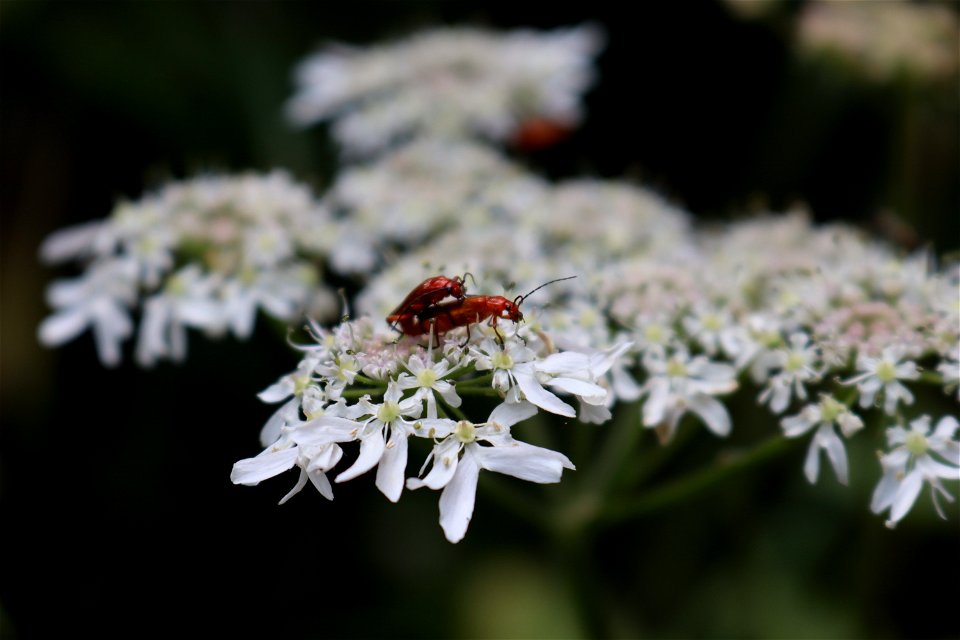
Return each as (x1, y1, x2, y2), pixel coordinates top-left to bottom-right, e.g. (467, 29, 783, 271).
(781, 396, 864, 485)
(407, 401, 575, 543)
(871, 415, 960, 528)
(333, 382, 422, 502)
(640, 349, 738, 442)
(844, 346, 920, 415)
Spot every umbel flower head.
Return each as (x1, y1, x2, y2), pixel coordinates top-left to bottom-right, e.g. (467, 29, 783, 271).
(231, 305, 626, 542)
(286, 24, 604, 155)
(38, 171, 350, 366)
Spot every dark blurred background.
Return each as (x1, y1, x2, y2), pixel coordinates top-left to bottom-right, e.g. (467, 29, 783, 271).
(2, 2, 958, 638)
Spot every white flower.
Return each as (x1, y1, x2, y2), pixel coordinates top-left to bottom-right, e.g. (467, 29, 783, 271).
(757, 332, 821, 414)
(221, 264, 317, 340)
(286, 25, 603, 154)
(781, 396, 864, 485)
(316, 353, 362, 395)
(396, 353, 462, 419)
(231, 413, 360, 503)
(871, 415, 960, 528)
(937, 347, 959, 400)
(640, 349, 738, 442)
(40, 171, 342, 366)
(407, 401, 575, 543)
(38, 258, 137, 366)
(533, 341, 632, 423)
(471, 337, 578, 417)
(334, 381, 423, 502)
(135, 266, 224, 367)
(682, 306, 735, 356)
(844, 346, 920, 415)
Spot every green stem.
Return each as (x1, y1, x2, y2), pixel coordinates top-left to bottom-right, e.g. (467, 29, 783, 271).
(478, 475, 551, 529)
(454, 372, 494, 387)
(583, 401, 642, 496)
(551, 529, 610, 640)
(454, 387, 503, 398)
(919, 371, 945, 385)
(437, 393, 469, 422)
(599, 436, 797, 524)
(339, 388, 384, 398)
(352, 374, 387, 387)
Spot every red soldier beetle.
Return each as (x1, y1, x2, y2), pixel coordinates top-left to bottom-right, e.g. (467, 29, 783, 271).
(393, 276, 576, 345)
(386, 273, 475, 331)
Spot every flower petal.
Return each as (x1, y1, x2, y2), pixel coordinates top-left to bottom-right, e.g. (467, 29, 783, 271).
(818, 424, 848, 485)
(474, 441, 574, 483)
(38, 308, 90, 347)
(438, 449, 481, 543)
(231, 446, 298, 485)
(375, 426, 409, 502)
(547, 377, 607, 405)
(889, 469, 924, 523)
(308, 469, 334, 500)
(688, 393, 731, 437)
(871, 469, 900, 513)
(513, 368, 575, 417)
(279, 469, 309, 504)
(488, 401, 538, 429)
(408, 439, 461, 491)
(335, 430, 386, 483)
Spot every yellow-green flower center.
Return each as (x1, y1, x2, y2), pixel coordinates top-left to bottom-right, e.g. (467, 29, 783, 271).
(785, 352, 806, 372)
(666, 358, 687, 378)
(239, 264, 257, 285)
(819, 396, 844, 423)
(336, 355, 359, 381)
(905, 431, 929, 456)
(876, 360, 897, 383)
(644, 324, 665, 343)
(293, 375, 312, 396)
(760, 331, 782, 349)
(377, 401, 401, 424)
(491, 351, 514, 370)
(454, 420, 476, 443)
(165, 274, 188, 296)
(701, 314, 722, 332)
(417, 368, 438, 388)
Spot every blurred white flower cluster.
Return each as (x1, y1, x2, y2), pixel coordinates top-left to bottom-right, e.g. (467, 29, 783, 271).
(286, 24, 604, 154)
(232, 316, 628, 542)
(796, 0, 958, 81)
(349, 160, 959, 528)
(39, 171, 343, 366)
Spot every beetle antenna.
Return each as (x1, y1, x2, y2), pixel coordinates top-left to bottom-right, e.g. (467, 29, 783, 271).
(461, 271, 478, 288)
(516, 276, 577, 305)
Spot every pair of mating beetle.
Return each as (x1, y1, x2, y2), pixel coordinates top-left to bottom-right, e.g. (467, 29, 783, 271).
(386, 273, 574, 343)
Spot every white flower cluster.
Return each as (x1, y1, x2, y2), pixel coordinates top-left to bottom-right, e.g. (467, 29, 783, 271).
(353, 173, 959, 527)
(39, 171, 344, 366)
(796, 0, 958, 81)
(40, 20, 957, 535)
(231, 315, 629, 542)
(286, 24, 604, 154)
